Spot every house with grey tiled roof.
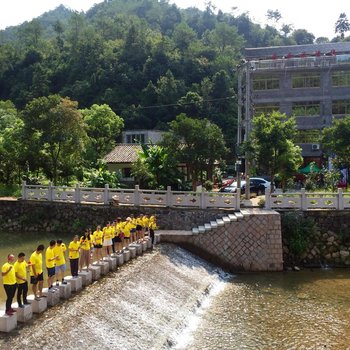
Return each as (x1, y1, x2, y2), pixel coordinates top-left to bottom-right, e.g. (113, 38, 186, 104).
(238, 41, 350, 167)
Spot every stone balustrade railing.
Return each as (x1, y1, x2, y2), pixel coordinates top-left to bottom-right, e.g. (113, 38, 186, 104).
(21, 182, 241, 210)
(265, 188, 350, 210)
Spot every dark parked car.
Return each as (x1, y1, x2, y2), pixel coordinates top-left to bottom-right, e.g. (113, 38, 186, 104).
(219, 177, 271, 195)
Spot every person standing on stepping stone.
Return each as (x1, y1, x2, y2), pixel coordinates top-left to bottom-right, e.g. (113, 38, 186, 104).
(2, 254, 17, 316)
(29, 245, 45, 300)
(14, 252, 31, 308)
(80, 228, 92, 271)
(68, 235, 80, 277)
(53, 239, 67, 285)
(93, 226, 104, 262)
(45, 240, 57, 292)
(149, 216, 158, 246)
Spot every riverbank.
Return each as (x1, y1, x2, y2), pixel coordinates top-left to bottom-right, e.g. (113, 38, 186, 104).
(0, 244, 227, 349)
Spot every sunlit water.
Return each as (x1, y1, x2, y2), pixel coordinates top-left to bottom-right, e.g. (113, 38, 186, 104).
(1, 239, 350, 350)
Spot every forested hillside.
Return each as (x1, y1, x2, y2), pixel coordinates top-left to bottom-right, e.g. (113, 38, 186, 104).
(0, 0, 319, 147)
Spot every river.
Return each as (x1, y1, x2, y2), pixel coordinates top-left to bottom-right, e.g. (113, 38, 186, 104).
(1, 242, 350, 349)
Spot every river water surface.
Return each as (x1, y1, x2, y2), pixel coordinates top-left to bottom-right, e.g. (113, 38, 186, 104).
(1, 241, 350, 349)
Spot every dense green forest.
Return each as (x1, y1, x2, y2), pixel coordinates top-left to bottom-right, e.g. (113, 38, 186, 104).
(0, 0, 345, 188)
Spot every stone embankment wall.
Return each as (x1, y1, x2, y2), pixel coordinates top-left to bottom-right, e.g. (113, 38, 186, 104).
(280, 211, 350, 267)
(161, 209, 284, 272)
(0, 200, 230, 233)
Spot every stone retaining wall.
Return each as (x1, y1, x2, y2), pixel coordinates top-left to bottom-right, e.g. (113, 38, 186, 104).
(0, 200, 232, 234)
(161, 209, 283, 272)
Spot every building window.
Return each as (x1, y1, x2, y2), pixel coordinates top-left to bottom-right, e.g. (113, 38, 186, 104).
(252, 76, 279, 90)
(126, 134, 145, 144)
(292, 102, 320, 116)
(332, 71, 350, 86)
(254, 104, 280, 116)
(332, 100, 350, 115)
(295, 129, 321, 143)
(292, 74, 320, 88)
(122, 168, 132, 178)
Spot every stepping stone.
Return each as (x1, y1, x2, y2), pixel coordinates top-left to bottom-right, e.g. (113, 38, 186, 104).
(115, 253, 124, 266)
(146, 238, 152, 249)
(42, 287, 60, 306)
(216, 219, 225, 226)
(0, 311, 17, 332)
(210, 221, 218, 229)
(228, 214, 238, 221)
(198, 226, 205, 233)
(222, 216, 230, 224)
(192, 227, 199, 235)
(93, 261, 109, 275)
(130, 244, 142, 255)
(204, 223, 212, 231)
(141, 241, 147, 252)
(128, 246, 137, 259)
(78, 270, 92, 287)
(57, 282, 72, 299)
(103, 257, 117, 271)
(88, 265, 101, 281)
(27, 295, 47, 314)
(123, 250, 130, 262)
(65, 276, 83, 292)
(235, 212, 244, 220)
(11, 303, 32, 323)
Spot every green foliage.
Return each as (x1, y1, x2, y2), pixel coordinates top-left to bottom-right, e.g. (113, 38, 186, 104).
(281, 212, 318, 259)
(0, 184, 21, 198)
(321, 115, 350, 170)
(162, 113, 228, 190)
(245, 111, 303, 190)
(83, 160, 120, 188)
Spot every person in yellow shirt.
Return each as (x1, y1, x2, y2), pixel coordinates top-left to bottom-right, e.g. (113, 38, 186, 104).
(14, 252, 31, 308)
(123, 218, 132, 246)
(142, 215, 149, 236)
(46, 240, 57, 291)
(93, 225, 104, 262)
(80, 229, 92, 271)
(136, 215, 144, 242)
(68, 235, 80, 277)
(113, 218, 124, 253)
(2, 254, 17, 316)
(149, 216, 158, 246)
(29, 244, 45, 300)
(53, 239, 67, 285)
(102, 222, 113, 257)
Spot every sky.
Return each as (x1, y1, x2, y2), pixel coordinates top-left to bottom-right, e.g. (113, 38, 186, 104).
(0, 0, 347, 39)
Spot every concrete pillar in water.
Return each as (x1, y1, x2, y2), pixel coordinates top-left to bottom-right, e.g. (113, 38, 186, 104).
(103, 257, 117, 271)
(123, 249, 130, 262)
(42, 288, 60, 306)
(93, 261, 109, 275)
(141, 241, 147, 252)
(88, 265, 101, 281)
(78, 270, 92, 286)
(112, 253, 124, 266)
(27, 295, 47, 314)
(132, 243, 142, 255)
(65, 276, 83, 292)
(0, 312, 17, 332)
(11, 303, 32, 323)
(128, 246, 137, 259)
(58, 282, 72, 299)
(146, 238, 152, 249)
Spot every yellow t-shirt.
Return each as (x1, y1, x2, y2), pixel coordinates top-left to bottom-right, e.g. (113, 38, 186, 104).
(53, 243, 66, 266)
(80, 236, 91, 250)
(93, 230, 103, 245)
(68, 241, 80, 259)
(14, 260, 28, 284)
(103, 226, 113, 240)
(149, 221, 157, 230)
(142, 216, 149, 228)
(123, 222, 133, 238)
(45, 247, 56, 268)
(2, 262, 16, 285)
(30, 251, 43, 276)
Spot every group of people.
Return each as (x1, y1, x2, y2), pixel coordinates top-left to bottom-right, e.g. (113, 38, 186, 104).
(1, 214, 157, 316)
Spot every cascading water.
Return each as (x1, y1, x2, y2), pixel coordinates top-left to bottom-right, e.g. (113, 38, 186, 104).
(0, 244, 230, 350)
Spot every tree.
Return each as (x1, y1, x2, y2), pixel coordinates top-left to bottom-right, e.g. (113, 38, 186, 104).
(21, 95, 87, 184)
(81, 104, 124, 164)
(132, 143, 183, 189)
(266, 9, 282, 23)
(291, 29, 315, 45)
(335, 13, 350, 39)
(245, 111, 303, 190)
(162, 113, 228, 189)
(322, 115, 350, 169)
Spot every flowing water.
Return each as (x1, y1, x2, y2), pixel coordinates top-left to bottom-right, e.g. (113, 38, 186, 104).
(1, 238, 350, 350)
